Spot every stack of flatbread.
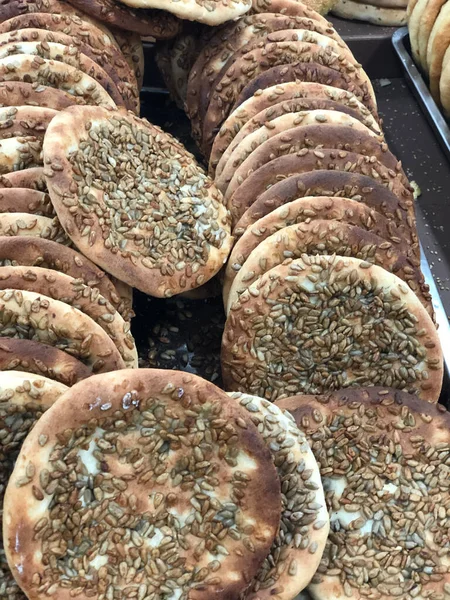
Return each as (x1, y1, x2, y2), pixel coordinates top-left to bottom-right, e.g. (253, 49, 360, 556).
(408, 0, 450, 116)
(153, 1, 443, 401)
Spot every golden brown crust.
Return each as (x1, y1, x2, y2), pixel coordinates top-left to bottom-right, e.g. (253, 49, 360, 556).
(226, 219, 432, 317)
(0, 266, 138, 367)
(276, 388, 450, 600)
(0, 81, 80, 111)
(331, 0, 407, 24)
(221, 255, 443, 403)
(43, 105, 232, 297)
(227, 149, 413, 226)
(0, 166, 46, 190)
(0, 188, 54, 216)
(0, 212, 69, 245)
(0, 106, 57, 140)
(233, 170, 416, 238)
(0, 236, 124, 317)
(202, 41, 375, 156)
(223, 123, 408, 203)
(223, 197, 416, 302)
(0, 136, 42, 174)
(0, 337, 91, 384)
(0, 288, 126, 371)
(4, 369, 281, 600)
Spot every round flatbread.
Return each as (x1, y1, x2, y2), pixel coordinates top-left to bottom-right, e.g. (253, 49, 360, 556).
(233, 170, 417, 241)
(229, 391, 329, 600)
(0, 288, 126, 371)
(408, 0, 427, 69)
(118, 0, 251, 25)
(112, 29, 144, 90)
(0, 236, 125, 318)
(0, 106, 56, 139)
(0, 367, 68, 600)
(61, 0, 182, 37)
(225, 219, 432, 317)
(0, 213, 69, 245)
(227, 149, 413, 226)
(427, 1, 450, 103)
(209, 81, 382, 176)
(221, 254, 443, 403)
(0, 188, 54, 215)
(3, 368, 282, 600)
(224, 196, 415, 301)
(277, 387, 450, 600)
(417, 0, 445, 72)
(0, 28, 139, 110)
(202, 41, 376, 156)
(43, 106, 232, 297)
(0, 266, 138, 368)
(0, 41, 128, 109)
(223, 124, 407, 204)
(0, 135, 42, 174)
(0, 80, 81, 110)
(216, 111, 381, 195)
(0, 54, 117, 108)
(331, 0, 407, 25)
(0, 166, 46, 190)
(439, 44, 450, 116)
(232, 62, 376, 116)
(0, 337, 90, 384)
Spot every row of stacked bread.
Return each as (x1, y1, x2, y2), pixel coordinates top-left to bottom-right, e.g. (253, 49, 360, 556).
(1, 368, 449, 600)
(157, 2, 444, 404)
(408, 0, 450, 116)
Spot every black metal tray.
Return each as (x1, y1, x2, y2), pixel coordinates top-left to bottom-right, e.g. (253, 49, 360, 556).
(132, 32, 450, 405)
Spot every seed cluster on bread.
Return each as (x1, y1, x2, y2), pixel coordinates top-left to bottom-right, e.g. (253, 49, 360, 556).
(408, 0, 450, 117)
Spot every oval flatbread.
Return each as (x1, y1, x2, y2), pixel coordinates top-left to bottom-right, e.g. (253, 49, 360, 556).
(3, 368, 282, 600)
(43, 106, 232, 297)
(221, 254, 443, 402)
(0, 188, 54, 215)
(331, 0, 407, 25)
(0, 105, 56, 139)
(0, 135, 42, 174)
(0, 166, 46, 190)
(0, 213, 69, 245)
(0, 80, 81, 110)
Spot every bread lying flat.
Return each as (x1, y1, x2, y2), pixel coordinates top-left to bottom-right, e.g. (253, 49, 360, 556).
(331, 0, 407, 24)
(224, 196, 414, 301)
(0, 266, 138, 368)
(230, 391, 329, 600)
(43, 105, 232, 297)
(0, 236, 125, 318)
(227, 149, 412, 226)
(0, 369, 68, 600)
(221, 255, 443, 402)
(233, 170, 417, 243)
(0, 337, 90, 384)
(226, 219, 432, 317)
(277, 387, 450, 600)
(210, 82, 382, 176)
(3, 369, 282, 600)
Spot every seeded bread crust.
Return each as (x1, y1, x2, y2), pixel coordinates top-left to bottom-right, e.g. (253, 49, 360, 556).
(223, 196, 414, 301)
(0, 41, 130, 110)
(216, 111, 381, 195)
(229, 391, 329, 600)
(276, 387, 450, 600)
(223, 124, 408, 204)
(43, 105, 233, 297)
(331, 0, 407, 24)
(0, 29, 139, 106)
(0, 106, 57, 140)
(0, 236, 124, 318)
(0, 136, 42, 174)
(4, 369, 281, 600)
(234, 170, 415, 239)
(0, 54, 117, 108)
(0, 288, 126, 370)
(209, 82, 382, 176)
(225, 220, 432, 317)
(0, 212, 68, 245)
(186, 13, 348, 143)
(65, 0, 182, 37)
(227, 149, 412, 226)
(0, 266, 138, 368)
(202, 41, 376, 156)
(0, 81, 80, 111)
(0, 188, 54, 216)
(0, 337, 90, 384)
(112, 29, 144, 90)
(221, 255, 443, 402)
(232, 63, 376, 115)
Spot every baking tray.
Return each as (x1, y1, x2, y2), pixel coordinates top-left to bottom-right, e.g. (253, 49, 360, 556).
(133, 37, 450, 405)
